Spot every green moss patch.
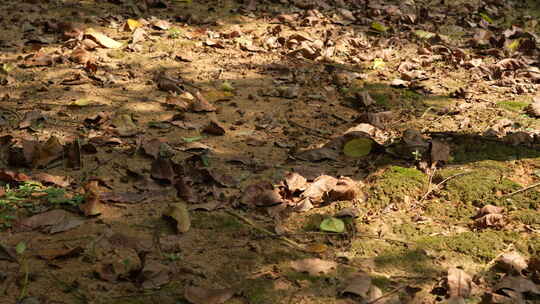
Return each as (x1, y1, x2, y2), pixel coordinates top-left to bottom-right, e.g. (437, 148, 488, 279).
(375, 248, 440, 276)
(496, 100, 529, 112)
(368, 166, 427, 208)
(417, 230, 522, 262)
(452, 139, 540, 163)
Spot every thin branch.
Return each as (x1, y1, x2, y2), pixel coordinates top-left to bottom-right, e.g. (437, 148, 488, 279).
(503, 181, 540, 197)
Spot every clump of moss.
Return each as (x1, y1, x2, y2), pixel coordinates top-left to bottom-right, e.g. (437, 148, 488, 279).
(512, 210, 540, 226)
(417, 230, 521, 262)
(241, 279, 280, 304)
(375, 249, 439, 276)
(368, 166, 427, 208)
(437, 164, 520, 204)
(424, 200, 476, 222)
(452, 139, 540, 163)
(496, 100, 529, 112)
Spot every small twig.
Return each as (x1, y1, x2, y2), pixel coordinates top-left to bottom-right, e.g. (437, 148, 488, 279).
(503, 181, 540, 197)
(418, 171, 469, 203)
(419, 167, 437, 204)
(225, 210, 307, 252)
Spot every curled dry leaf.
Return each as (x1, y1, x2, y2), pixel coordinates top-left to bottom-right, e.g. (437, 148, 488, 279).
(290, 258, 337, 276)
(496, 252, 528, 274)
(163, 202, 191, 233)
(473, 205, 504, 219)
(302, 175, 338, 203)
(18, 209, 84, 233)
(184, 286, 234, 304)
(474, 213, 505, 229)
(342, 272, 372, 299)
(80, 180, 104, 216)
(446, 267, 472, 301)
(203, 119, 226, 135)
(284, 172, 307, 193)
(526, 96, 540, 117)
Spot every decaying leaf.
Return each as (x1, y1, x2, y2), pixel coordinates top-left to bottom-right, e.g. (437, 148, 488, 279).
(184, 286, 234, 304)
(163, 202, 191, 233)
(496, 252, 528, 274)
(18, 209, 84, 233)
(290, 258, 337, 276)
(446, 267, 472, 301)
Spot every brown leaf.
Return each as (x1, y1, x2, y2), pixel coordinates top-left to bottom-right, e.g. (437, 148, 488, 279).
(184, 286, 234, 304)
(36, 246, 83, 260)
(526, 96, 540, 117)
(142, 138, 168, 159)
(80, 181, 104, 216)
(284, 172, 307, 193)
(302, 175, 338, 203)
(474, 213, 505, 229)
(0, 169, 30, 183)
(290, 258, 337, 276)
(18, 209, 84, 233)
(70, 47, 93, 65)
(174, 176, 199, 203)
(32, 172, 71, 187)
(23, 136, 64, 168)
(446, 267, 472, 299)
(203, 119, 226, 135)
(66, 139, 82, 169)
(496, 252, 528, 274)
(191, 91, 216, 112)
(241, 182, 282, 207)
(431, 140, 451, 163)
(19, 110, 45, 129)
(151, 157, 176, 184)
(342, 272, 372, 298)
(328, 177, 359, 201)
(473, 205, 504, 219)
(111, 113, 138, 136)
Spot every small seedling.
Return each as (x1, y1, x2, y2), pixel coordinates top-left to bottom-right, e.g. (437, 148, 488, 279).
(168, 27, 182, 39)
(412, 149, 422, 161)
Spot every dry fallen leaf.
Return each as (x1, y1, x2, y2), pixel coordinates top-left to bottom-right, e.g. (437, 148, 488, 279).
(85, 28, 123, 49)
(163, 202, 191, 233)
(290, 258, 337, 276)
(184, 286, 234, 304)
(446, 267, 472, 301)
(496, 252, 528, 274)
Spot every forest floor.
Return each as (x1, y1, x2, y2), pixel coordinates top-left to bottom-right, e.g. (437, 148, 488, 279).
(1, 0, 540, 303)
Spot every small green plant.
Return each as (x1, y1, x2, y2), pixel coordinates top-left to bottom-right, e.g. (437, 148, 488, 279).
(164, 253, 181, 261)
(412, 149, 422, 161)
(168, 27, 182, 39)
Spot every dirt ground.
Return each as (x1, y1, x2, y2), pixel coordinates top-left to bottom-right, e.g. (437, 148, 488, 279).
(1, 0, 540, 303)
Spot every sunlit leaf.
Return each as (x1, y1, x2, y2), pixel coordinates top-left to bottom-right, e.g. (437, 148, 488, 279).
(320, 217, 345, 233)
(371, 22, 389, 33)
(479, 13, 494, 24)
(16, 242, 26, 254)
(413, 30, 435, 39)
(372, 58, 385, 70)
(183, 136, 205, 143)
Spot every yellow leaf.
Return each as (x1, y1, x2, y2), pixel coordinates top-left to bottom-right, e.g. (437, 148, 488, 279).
(371, 22, 389, 33)
(125, 19, 141, 31)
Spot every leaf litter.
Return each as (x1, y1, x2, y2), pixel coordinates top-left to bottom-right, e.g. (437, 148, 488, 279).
(0, 0, 540, 303)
